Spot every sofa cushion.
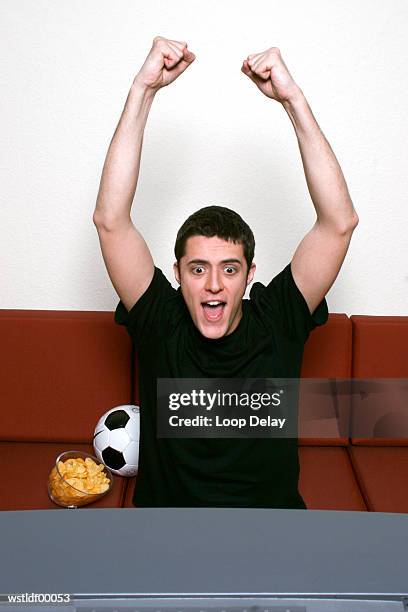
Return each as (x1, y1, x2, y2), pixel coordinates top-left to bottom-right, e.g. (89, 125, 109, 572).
(123, 475, 137, 508)
(348, 446, 408, 513)
(351, 315, 408, 446)
(351, 315, 408, 377)
(298, 446, 367, 511)
(0, 441, 128, 510)
(122, 446, 367, 511)
(299, 314, 352, 446)
(0, 310, 132, 443)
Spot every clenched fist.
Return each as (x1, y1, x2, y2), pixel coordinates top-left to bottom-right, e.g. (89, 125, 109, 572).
(241, 47, 301, 103)
(134, 36, 196, 92)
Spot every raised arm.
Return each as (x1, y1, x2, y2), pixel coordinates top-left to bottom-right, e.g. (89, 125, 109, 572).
(241, 48, 359, 314)
(93, 36, 196, 312)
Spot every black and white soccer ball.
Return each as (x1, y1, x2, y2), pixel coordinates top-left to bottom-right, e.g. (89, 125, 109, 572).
(93, 405, 140, 477)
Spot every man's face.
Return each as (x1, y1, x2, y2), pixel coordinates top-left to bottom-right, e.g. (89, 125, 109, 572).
(173, 235, 256, 340)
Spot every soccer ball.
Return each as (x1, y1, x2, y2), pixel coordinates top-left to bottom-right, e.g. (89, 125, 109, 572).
(93, 405, 140, 477)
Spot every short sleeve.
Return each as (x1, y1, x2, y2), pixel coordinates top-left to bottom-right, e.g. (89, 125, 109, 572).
(114, 267, 177, 347)
(249, 261, 329, 344)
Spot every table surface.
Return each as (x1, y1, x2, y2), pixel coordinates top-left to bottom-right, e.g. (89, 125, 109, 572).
(0, 507, 407, 598)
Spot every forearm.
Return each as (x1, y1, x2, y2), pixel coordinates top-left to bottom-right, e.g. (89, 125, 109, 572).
(282, 89, 358, 231)
(93, 78, 156, 228)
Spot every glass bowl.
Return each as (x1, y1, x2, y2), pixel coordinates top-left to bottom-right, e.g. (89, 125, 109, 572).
(48, 450, 114, 508)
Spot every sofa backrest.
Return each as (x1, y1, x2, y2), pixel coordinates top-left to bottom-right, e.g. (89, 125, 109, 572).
(299, 314, 352, 446)
(0, 310, 132, 443)
(351, 315, 408, 446)
(2, 310, 406, 449)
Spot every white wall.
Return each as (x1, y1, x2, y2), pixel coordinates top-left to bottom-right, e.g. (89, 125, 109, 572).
(1, 0, 407, 314)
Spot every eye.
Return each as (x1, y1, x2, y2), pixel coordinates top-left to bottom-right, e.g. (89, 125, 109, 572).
(224, 266, 236, 274)
(192, 266, 205, 274)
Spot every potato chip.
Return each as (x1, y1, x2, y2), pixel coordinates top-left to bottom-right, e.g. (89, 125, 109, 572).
(48, 455, 111, 506)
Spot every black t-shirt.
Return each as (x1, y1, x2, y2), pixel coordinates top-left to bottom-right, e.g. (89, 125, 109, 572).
(115, 262, 328, 508)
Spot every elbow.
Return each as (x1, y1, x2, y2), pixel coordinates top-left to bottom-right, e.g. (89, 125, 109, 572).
(347, 210, 360, 232)
(93, 209, 115, 231)
(93, 209, 131, 232)
(318, 210, 359, 235)
(92, 210, 101, 227)
(348, 201, 360, 228)
(338, 208, 360, 234)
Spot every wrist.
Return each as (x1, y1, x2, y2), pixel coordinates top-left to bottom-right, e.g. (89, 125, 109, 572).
(132, 76, 158, 100)
(281, 88, 319, 138)
(281, 86, 306, 112)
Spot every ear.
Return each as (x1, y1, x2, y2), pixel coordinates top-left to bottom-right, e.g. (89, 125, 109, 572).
(173, 261, 181, 285)
(246, 262, 256, 285)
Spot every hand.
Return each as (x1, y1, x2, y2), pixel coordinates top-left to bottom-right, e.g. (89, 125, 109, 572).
(134, 36, 196, 92)
(241, 47, 301, 103)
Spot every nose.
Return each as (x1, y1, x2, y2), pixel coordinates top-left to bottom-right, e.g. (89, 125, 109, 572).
(205, 268, 223, 293)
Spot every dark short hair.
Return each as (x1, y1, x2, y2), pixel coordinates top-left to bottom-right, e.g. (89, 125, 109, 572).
(174, 205, 255, 271)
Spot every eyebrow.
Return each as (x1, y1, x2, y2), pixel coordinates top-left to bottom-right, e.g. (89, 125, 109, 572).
(187, 258, 243, 266)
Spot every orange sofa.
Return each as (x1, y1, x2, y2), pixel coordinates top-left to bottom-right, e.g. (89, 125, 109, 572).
(1, 309, 407, 513)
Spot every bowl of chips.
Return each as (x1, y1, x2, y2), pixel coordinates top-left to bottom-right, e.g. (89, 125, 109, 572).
(48, 450, 114, 508)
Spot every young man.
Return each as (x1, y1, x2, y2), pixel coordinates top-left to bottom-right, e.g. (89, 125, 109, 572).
(93, 37, 359, 508)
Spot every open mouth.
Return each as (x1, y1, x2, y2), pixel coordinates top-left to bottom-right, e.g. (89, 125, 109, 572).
(201, 301, 226, 322)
